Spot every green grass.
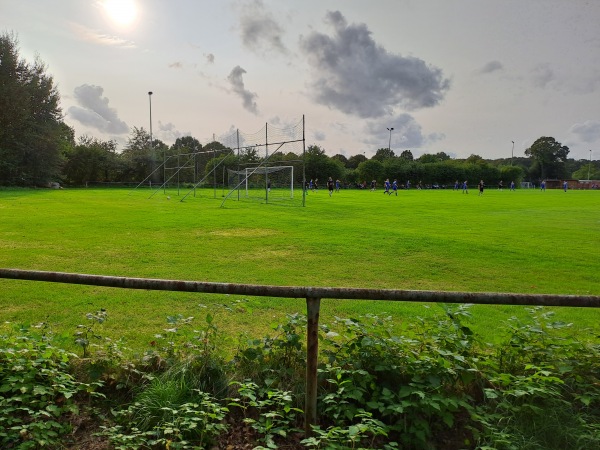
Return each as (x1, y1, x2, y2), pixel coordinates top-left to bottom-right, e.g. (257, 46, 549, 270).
(1, 187, 599, 351)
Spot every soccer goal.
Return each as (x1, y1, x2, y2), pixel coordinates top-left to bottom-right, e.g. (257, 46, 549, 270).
(219, 117, 306, 207)
(227, 165, 294, 200)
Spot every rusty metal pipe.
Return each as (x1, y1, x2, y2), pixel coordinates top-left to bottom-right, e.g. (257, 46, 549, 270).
(1, 268, 599, 307)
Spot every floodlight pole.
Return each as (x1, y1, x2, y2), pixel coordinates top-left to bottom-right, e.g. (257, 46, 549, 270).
(589, 150, 592, 181)
(387, 127, 394, 151)
(511, 140, 514, 166)
(148, 91, 155, 187)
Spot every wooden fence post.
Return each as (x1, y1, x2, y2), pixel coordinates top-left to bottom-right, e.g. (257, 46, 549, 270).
(305, 296, 321, 436)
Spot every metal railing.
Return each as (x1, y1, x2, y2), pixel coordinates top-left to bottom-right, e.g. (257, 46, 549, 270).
(2, 268, 600, 435)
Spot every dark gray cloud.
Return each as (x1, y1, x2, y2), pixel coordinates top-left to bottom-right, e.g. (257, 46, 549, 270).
(479, 60, 503, 74)
(227, 66, 259, 114)
(239, 0, 287, 55)
(67, 84, 129, 134)
(569, 120, 600, 143)
(299, 11, 450, 118)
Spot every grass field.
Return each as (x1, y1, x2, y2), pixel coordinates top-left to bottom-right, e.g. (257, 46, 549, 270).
(1, 186, 599, 351)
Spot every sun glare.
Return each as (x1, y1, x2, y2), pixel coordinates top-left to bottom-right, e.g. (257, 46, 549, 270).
(103, 0, 137, 27)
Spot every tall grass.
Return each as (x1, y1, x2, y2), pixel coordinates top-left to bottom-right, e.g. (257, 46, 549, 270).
(1, 187, 598, 350)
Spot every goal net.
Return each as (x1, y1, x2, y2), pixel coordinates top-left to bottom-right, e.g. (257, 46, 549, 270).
(219, 117, 305, 207)
(227, 165, 294, 201)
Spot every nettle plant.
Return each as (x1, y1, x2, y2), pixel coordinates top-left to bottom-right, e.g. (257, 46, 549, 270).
(0, 323, 104, 449)
(317, 306, 480, 449)
(101, 312, 232, 449)
(476, 307, 600, 449)
(234, 312, 308, 396)
(228, 380, 303, 449)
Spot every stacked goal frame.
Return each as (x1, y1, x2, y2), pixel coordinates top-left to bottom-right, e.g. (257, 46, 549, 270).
(220, 116, 306, 207)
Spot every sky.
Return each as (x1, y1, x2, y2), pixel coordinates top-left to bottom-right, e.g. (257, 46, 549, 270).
(2, 0, 599, 161)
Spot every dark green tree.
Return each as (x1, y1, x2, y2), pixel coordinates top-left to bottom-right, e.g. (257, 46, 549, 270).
(63, 136, 119, 185)
(400, 150, 414, 160)
(0, 32, 69, 185)
(357, 159, 384, 185)
(524, 136, 569, 180)
(346, 153, 368, 169)
(331, 153, 349, 167)
(466, 154, 484, 164)
(305, 144, 327, 180)
(167, 136, 204, 183)
(372, 148, 395, 162)
(120, 127, 158, 182)
(419, 152, 451, 164)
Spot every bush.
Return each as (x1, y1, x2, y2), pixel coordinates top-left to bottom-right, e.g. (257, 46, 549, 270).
(0, 323, 103, 449)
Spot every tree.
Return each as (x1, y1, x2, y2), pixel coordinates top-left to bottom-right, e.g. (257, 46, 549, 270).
(418, 152, 450, 164)
(525, 136, 569, 180)
(400, 150, 414, 160)
(572, 163, 600, 181)
(418, 154, 436, 164)
(372, 148, 395, 162)
(331, 154, 349, 167)
(120, 127, 158, 182)
(305, 144, 328, 180)
(357, 159, 384, 184)
(0, 32, 67, 185)
(63, 136, 118, 185)
(347, 154, 367, 169)
(466, 154, 484, 164)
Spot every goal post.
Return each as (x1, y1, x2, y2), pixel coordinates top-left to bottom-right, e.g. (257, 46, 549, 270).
(227, 165, 295, 200)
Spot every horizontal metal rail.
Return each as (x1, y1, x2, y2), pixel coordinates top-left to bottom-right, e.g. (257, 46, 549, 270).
(2, 267, 600, 436)
(1, 269, 599, 307)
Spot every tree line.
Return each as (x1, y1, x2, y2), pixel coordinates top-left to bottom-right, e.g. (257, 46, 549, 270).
(1, 32, 598, 188)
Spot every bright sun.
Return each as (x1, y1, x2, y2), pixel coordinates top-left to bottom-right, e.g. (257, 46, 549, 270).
(103, 0, 137, 26)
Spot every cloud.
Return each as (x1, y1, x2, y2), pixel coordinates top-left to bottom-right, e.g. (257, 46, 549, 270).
(238, 0, 287, 55)
(227, 66, 259, 114)
(158, 121, 189, 143)
(69, 22, 136, 48)
(205, 53, 215, 64)
(569, 120, 600, 143)
(531, 63, 556, 88)
(67, 84, 129, 134)
(169, 62, 183, 69)
(299, 11, 450, 119)
(363, 113, 436, 149)
(479, 60, 503, 74)
(313, 130, 326, 141)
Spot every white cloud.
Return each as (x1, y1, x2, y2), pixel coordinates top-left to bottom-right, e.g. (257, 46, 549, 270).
(67, 84, 129, 134)
(362, 113, 432, 149)
(569, 120, 600, 143)
(158, 121, 189, 143)
(69, 22, 136, 48)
